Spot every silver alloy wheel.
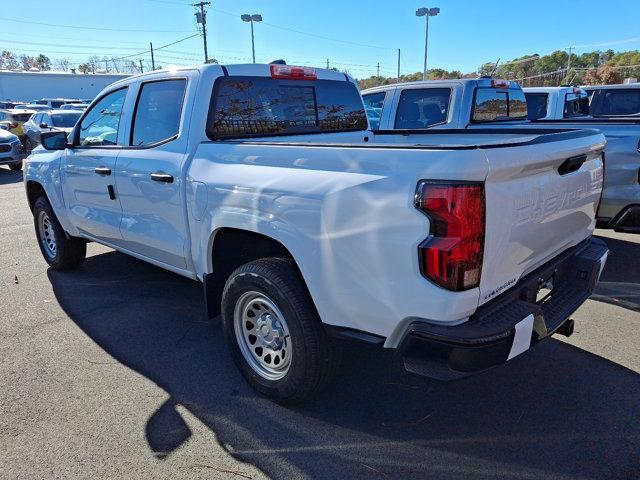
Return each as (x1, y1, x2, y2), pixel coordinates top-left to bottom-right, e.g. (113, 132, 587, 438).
(233, 291, 292, 380)
(37, 210, 57, 259)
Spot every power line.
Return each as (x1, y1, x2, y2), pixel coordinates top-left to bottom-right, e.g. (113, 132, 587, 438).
(0, 16, 193, 33)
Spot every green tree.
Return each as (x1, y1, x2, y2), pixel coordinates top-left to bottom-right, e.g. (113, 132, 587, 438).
(35, 54, 51, 71)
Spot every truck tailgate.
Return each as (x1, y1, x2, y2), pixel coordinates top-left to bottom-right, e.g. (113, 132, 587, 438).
(479, 131, 605, 304)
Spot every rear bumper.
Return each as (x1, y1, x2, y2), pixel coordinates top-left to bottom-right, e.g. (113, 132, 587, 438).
(399, 237, 609, 381)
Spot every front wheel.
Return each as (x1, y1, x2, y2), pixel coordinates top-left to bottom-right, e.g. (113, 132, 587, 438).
(222, 257, 340, 404)
(9, 160, 22, 171)
(23, 137, 33, 155)
(33, 196, 86, 270)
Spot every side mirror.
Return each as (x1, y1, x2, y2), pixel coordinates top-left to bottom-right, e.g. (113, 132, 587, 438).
(40, 122, 49, 129)
(40, 131, 68, 151)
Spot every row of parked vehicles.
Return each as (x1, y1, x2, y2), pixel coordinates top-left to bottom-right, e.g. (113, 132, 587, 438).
(0, 98, 89, 170)
(18, 64, 639, 402)
(362, 79, 640, 234)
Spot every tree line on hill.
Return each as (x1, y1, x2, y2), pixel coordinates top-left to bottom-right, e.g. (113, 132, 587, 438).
(357, 49, 640, 90)
(0, 51, 146, 74)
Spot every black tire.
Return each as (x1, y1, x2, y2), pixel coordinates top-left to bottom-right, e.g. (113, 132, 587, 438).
(221, 257, 340, 404)
(9, 160, 22, 171)
(33, 196, 86, 271)
(23, 137, 33, 155)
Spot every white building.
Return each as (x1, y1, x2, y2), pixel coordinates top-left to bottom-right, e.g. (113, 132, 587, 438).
(0, 71, 131, 101)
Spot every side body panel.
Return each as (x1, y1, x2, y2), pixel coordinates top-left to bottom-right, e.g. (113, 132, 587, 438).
(188, 142, 489, 340)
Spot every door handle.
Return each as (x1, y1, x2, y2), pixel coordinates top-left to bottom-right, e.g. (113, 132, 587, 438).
(94, 166, 111, 176)
(150, 172, 174, 183)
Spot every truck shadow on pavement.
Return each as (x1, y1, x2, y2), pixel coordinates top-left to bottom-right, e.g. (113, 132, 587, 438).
(48, 251, 640, 480)
(0, 169, 23, 185)
(593, 234, 640, 312)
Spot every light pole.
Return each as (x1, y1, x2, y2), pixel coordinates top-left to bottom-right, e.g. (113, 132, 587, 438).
(241, 14, 262, 63)
(416, 7, 440, 81)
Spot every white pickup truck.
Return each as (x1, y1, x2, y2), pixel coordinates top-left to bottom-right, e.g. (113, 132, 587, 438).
(523, 86, 590, 120)
(363, 78, 640, 233)
(25, 64, 608, 403)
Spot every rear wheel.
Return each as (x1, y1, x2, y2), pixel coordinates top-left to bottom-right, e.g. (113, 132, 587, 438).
(222, 257, 340, 403)
(33, 196, 86, 270)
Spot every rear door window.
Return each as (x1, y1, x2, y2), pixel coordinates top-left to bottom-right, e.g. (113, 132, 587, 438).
(472, 88, 528, 122)
(524, 93, 548, 120)
(394, 88, 450, 129)
(208, 76, 367, 139)
(362, 92, 386, 129)
(131, 79, 186, 146)
(591, 89, 640, 116)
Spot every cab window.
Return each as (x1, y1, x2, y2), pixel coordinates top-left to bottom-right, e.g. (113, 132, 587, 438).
(362, 92, 386, 129)
(77, 88, 127, 146)
(524, 92, 548, 120)
(472, 88, 528, 122)
(131, 79, 186, 146)
(395, 88, 450, 129)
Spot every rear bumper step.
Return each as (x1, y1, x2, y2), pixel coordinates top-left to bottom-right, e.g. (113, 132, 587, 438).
(399, 237, 609, 381)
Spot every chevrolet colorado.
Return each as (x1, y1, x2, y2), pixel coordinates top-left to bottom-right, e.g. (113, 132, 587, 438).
(363, 78, 640, 233)
(25, 64, 608, 402)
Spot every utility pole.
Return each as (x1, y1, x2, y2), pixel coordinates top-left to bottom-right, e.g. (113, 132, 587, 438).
(326, 58, 330, 69)
(566, 46, 574, 74)
(150, 42, 155, 71)
(194, 2, 211, 63)
(139, 58, 144, 73)
(377, 62, 380, 77)
(397, 48, 400, 82)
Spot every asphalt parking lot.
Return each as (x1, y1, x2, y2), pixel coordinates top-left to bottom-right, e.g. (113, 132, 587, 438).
(1, 167, 638, 480)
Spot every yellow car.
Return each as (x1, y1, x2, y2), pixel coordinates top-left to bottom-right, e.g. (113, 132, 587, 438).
(0, 109, 36, 139)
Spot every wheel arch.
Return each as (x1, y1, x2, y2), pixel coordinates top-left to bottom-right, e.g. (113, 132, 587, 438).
(26, 180, 48, 213)
(204, 227, 307, 319)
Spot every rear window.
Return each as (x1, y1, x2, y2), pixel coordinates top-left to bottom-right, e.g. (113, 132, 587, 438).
(395, 88, 450, 129)
(525, 93, 548, 120)
(472, 88, 528, 122)
(51, 112, 82, 128)
(563, 92, 590, 118)
(13, 113, 32, 122)
(591, 89, 640, 116)
(208, 76, 367, 139)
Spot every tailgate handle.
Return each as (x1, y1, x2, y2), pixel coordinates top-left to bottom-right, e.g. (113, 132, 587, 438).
(558, 154, 586, 175)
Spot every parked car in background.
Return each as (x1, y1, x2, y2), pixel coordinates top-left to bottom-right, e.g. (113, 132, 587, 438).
(14, 104, 51, 112)
(0, 108, 36, 140)
(584, 83, 640, 117)
(25, 64, 608, 402)
(34, 98, 81, 109)
(524, 86, 590, 120)
(60, 103, 89, 111)
(0, 129, 24, 171)
(0, 101, 22, 109)
(22, 110, 82, 153)
(362, 78, 640, 233)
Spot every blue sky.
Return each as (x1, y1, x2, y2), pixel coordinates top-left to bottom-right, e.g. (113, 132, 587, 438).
(2, 0, 640, 77)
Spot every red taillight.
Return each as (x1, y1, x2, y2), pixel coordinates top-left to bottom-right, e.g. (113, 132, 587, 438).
(415, 181, 485, 291)
(491, 79, 510, 89)
(9, 122, 18, 129)
(270, 64, 317, 80)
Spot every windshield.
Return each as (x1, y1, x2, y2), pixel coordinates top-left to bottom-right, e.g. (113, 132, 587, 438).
(472, 87, 528, 123)
(51, 112, 82, 128)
